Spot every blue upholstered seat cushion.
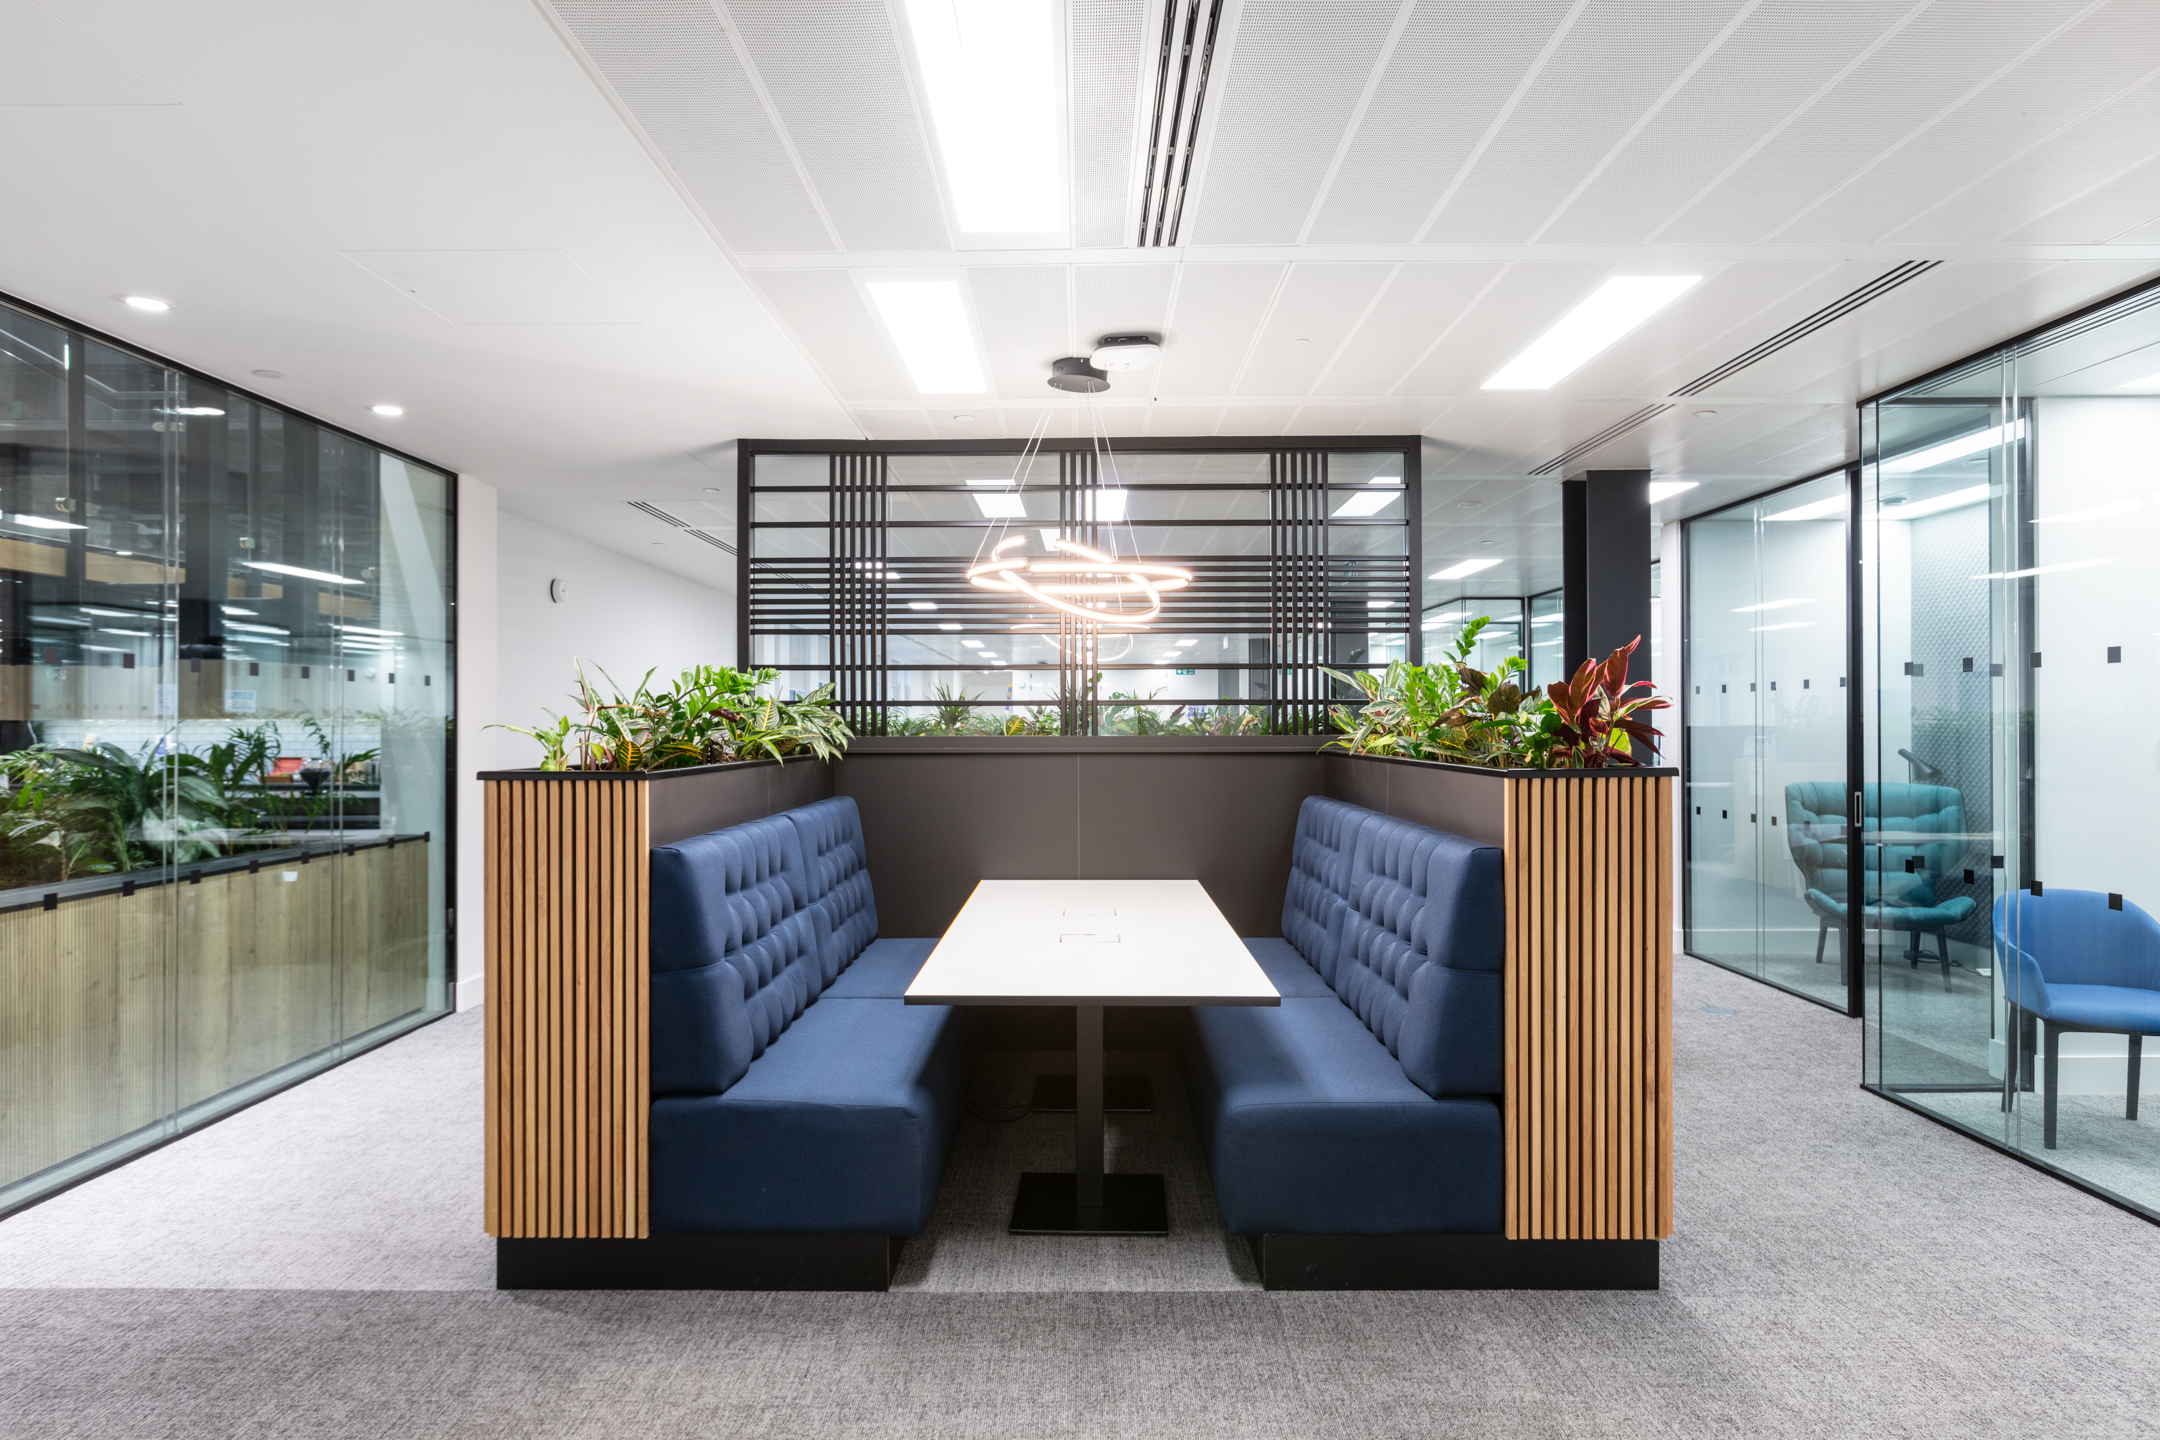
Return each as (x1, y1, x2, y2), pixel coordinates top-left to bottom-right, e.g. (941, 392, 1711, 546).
(823, 937, 937, 999)
(650, 998, 975, 1236)
(1244, 937, 1332, 998)
(1182, 1000, 1503, 1235)
(649, 816, 826, 1096)
(1995, 888, 2160, 1029)
(1335, 813, 1504, 1098)
(1280, 795, 1369, 983)
(2037, 984, 2160, 1034)
(784, 796, 879, 985)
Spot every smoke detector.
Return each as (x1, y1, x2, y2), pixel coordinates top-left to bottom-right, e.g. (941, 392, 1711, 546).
(1048, 356, 1110, 393)
(1090, 333, 1162, 372)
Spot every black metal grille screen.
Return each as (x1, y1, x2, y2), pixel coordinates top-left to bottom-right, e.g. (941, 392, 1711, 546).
(740, 439, 1418, 737)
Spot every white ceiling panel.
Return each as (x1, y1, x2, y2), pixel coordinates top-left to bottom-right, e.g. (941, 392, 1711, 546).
(1656, 0, 2104, 243)
(1307, 1, 1580, 243)
(545, 0, 835, 252)
(858, 408, 939, 439)
(1311, 264, 1505, 396)
(1216, 405, 1297, 435)
(1424, 0, 1755, 244)
(1235, 263, 1395, 396)
(1773, 3, 2160, 244)
(1188, 0, 1405, 244)
(967, 265, 1070, 398)
(1144, 404, 1227, 435)
(1999, 156, 2160, 245)
(753, 269, 913, 397)
(724, 0, 951, 250)
(1154, 264, 1285, 396)
(1070, 0, 1148, 248)
(1283, 404, 1377, 435)
(1391, 263, 1613, 396)
(1532, 0, 1922, 245)
(1074, 262, 1177, 345)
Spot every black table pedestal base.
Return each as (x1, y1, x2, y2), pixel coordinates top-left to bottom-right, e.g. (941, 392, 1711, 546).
(1029, 1072, 1153, 1113)
(1009, 1172, 1168, 1236)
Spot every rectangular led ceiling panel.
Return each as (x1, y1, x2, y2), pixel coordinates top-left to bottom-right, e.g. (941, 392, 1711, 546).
(1484, 276, 1700, 390)
(866, 280, 987, 394)
(901, 0, 1063, 236)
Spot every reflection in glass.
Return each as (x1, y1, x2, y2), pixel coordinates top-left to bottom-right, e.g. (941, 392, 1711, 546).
(1684, 469, 1849, 1008)
(1862, 280, 2160, 1222)
(0, 299, 454, 1216)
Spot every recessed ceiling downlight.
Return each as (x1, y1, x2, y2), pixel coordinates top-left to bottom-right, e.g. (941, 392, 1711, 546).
(371, 404, 404, 417)
(122, 295, 170, 312)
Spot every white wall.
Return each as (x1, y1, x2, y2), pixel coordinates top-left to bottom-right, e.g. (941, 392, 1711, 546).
(494, 510, 737, 769)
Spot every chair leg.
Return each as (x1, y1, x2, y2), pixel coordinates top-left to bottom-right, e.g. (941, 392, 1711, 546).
(2130, 1034, 2143, 1123)
(2044, 1021, 2060, 1150)
(2019, 1010, 2037, 1092)
(1937, 928, 1953, 991)
(2002, 1004, 2017, 1114)
(1815, 918, 1829, 965)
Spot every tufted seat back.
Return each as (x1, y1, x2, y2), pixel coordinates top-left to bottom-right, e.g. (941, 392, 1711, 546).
(1786, 780, 1967, 909)
(784, 796, 879, 985)
(1281, 796, 1371, 985)
(649, 814, 829, 1096)
(1332, 811, 1505, 1098)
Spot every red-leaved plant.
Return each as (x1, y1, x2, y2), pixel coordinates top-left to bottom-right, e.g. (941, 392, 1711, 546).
(1542, 636, 1671, 768)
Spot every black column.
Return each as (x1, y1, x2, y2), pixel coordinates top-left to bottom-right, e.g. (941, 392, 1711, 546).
(1560, 468, 1651, 684)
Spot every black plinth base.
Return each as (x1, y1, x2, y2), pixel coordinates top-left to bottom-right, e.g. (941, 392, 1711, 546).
(1250, 1233, 1658, 1290)
(1009, 1172, 1169, 1235)
(495, 1234, 902, 1291)
(1029, 1072, 1154, 1113)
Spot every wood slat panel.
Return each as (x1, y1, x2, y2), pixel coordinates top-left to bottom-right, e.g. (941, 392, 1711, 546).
(484, 778, 650, 1238)
(1503, 773, 1673, 1240)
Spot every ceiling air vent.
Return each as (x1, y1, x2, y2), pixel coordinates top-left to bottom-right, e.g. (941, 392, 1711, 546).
(1133, 0, 1226, 247)
(630, 500, 737, 555)
(1670, 261, 1941, 397)
(1532, 406, 1674, 477)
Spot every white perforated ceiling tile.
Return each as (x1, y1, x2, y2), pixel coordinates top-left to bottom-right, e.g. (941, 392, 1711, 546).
(1308, 265, 1506, 397)
(1530, 0, 1918, 245)
(1216, 405, 1297, 435)
(545, 0, 835, 252)
(1425, 0, 1750, 244)
(1153, 264, 1285, 396)
(725, 0, 951, 250)
(753, 269, 913, 398)
(1071, 0, 1147, 247)
(1144, 403, 1227, 434)
(1656, 0, 2101, 243)
(1283, 404, 1377, 435)
(1391, 262, 1613, 396)
(1235, 264, 1395, 396)
(1562, 261, 1847, 397)
(1188, 0, 1405, 244)
(967, 265, 1071, 397)
(1307, 1, 1577, 243)
(1773, 2, 2160, 243)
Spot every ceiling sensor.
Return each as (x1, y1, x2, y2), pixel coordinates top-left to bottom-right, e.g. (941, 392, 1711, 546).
(1089, 334, 1161, 372)
(1048, 356, 1110, 393)
(1456, 500, 1482, 509)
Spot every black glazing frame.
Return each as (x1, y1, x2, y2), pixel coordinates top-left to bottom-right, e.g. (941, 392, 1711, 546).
(0, 288, 462, 1218)
(1847, 268, 2160, 1229)
(1678, 462, 1863, 1018)
(737, 436, 1421, 736)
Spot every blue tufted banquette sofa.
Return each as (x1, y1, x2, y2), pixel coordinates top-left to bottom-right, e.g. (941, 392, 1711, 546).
(646, 795, 973, 1237)
(1181, 795, 1506, 1236)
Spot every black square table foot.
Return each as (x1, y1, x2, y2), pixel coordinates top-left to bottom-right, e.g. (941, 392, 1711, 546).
(1029, 1072, 1153, 1113)
(1009, 1172, 1168, 1236)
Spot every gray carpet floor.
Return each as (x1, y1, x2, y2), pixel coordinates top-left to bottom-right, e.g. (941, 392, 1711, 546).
(4, 957, 2160, 1437)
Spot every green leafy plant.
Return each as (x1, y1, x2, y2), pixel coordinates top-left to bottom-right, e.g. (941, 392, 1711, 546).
(1322, 620, 1665, 770)
(493, 662, 853, 772)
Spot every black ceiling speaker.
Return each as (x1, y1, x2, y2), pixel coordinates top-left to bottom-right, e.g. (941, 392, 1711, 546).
(1047, 356, 1110, 393)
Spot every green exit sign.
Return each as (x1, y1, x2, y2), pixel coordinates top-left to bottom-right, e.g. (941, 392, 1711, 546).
(1174, 668, 1198, 676)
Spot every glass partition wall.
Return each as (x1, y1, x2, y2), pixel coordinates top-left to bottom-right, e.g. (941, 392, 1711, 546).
(1684, 469, 1853, 1010)
(0, 295, 455, 1217)
(742, 439, 1418, 735)
(1862, 278, 2160, 1221)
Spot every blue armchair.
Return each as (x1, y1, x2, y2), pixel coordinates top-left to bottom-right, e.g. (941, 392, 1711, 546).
(1785, 781, 1978, 990)
(1995, 888, 2160, 1149)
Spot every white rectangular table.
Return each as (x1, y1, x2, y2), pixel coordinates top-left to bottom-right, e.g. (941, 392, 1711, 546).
(906, 879, 1279, 1235)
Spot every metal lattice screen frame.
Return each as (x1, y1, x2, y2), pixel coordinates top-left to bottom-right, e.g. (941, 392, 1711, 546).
(738, 437, 1420, 737)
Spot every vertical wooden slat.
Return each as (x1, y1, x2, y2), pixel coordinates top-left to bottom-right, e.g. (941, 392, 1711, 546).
(1503, 772, 1674, 1241)
(482, 777, 651, 1240)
